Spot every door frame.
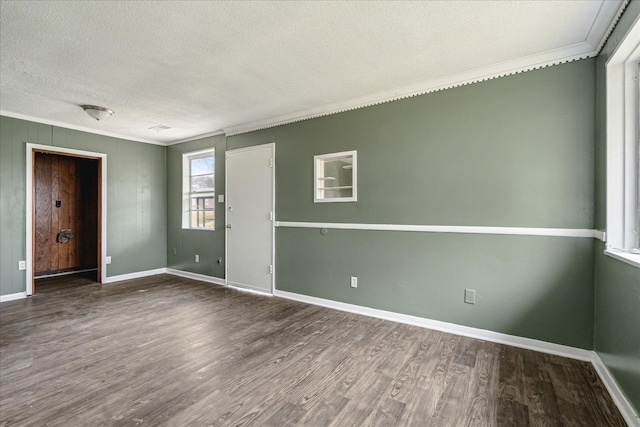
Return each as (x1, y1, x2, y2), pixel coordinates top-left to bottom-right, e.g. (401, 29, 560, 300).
(26, 143, 107, 295)
(225, 143, 276, 295)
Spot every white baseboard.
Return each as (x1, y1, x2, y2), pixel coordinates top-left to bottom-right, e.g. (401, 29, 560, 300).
(273, 290, 594, 361)
(35, 268, 98, 279)
(166, 268, 226, 286)
(103, 268, 168, 284)
(0, 292, 27, 303)
(226, 280, 273, 296)
(166, 270, 274, 296)
(273, 289, 640, 424)
(592, 353, 640, 426)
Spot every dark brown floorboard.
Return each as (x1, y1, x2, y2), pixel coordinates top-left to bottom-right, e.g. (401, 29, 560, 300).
(0, 274, 626, 426)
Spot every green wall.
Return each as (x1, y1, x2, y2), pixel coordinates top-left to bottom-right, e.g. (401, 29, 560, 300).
(0, 116, 167, 295)
(229, 59, 597, 349)
(594, 1, 640, 414)
(594, 243, 640, 413)
(166, 135, 226, 278)
(1, 9, 636, 411)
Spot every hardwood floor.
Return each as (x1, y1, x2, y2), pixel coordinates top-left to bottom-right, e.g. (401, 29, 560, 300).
(0, 274, 626, 426)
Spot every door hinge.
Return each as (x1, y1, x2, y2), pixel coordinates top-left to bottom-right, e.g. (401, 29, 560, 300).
(269, 265, 273, 274)
(269, 158, 273, 168)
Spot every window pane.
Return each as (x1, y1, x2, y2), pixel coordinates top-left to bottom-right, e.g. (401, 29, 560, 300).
(191, 175, 214, 192)
(191, 156, 214, 175)
(190, 210, 215, 229)
(184, 150, 215, 230)
(204, 197, 215, 209)
(191, 196, 215, 210)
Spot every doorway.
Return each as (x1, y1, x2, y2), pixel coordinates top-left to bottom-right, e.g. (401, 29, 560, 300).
(26, 144, 107, 295)
(225, 144, 275, 294)
(33, 152, 99, 278)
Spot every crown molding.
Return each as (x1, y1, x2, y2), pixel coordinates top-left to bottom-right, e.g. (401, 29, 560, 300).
(1, 110, 227, 147)
(3, 1, 626, 144)
(595, 0, 630, 54)
(0, 111, 168, 146)
(165, 129, 226, 146)
(224, 1, 625, 137)
(224, 46, 591, 137)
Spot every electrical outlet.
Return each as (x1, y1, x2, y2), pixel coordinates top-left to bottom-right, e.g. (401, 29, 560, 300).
(350, 276, 358, 288)
(218, 194, 224, 203)
(172, 247, 177, 255)
(18, 260, 26, 270)
(464, 289, 476, 304)
(105, 256, 112, 265)
(195, 254, 200, 263)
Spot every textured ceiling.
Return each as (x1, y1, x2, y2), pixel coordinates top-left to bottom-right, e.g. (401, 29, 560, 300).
(0, 1, 625, 144)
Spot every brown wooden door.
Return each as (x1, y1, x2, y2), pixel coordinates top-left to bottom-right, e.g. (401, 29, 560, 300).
(34, 152, 98, 276)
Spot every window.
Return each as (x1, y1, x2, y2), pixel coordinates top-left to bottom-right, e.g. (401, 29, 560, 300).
(183, 149, 215, 230)
(314, 150, 357, 203)
(605, 16, 640, 267)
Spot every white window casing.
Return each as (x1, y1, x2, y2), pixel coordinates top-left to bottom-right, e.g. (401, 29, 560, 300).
(314, 150, 357, 203)
(182, 148, 215, 230)
(606, 14, 640, 268)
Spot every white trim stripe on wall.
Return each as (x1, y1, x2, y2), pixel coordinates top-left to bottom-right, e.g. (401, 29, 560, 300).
(276, 221, 606, 241)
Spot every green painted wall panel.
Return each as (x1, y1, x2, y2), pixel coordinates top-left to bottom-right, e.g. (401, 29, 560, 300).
(230, 60, 595, 229)
(0, 116, 167, 295)
(51, 127, 167, 276)
(229, 59, 597, 348)
(594, 0, 640, 415)
(594, 244, 640, 413)
(277, 228, 594, 349)
(0, 119, 51, 294)
(166, 135, 226, 278)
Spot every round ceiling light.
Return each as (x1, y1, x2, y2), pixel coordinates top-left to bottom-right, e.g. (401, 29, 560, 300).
(81, 105, 114, 121)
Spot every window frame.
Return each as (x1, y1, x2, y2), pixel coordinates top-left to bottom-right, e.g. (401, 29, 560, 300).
(182, 148, 215, 231)
(605, 14, 640, 268)
(314, 150, 358, 203)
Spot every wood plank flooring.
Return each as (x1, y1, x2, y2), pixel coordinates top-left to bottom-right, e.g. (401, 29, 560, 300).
(0, 274, 626, 426)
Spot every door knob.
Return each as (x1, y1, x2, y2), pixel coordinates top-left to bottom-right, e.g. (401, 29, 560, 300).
(226, 224, 232, 229)
(57, 229, 73, 243)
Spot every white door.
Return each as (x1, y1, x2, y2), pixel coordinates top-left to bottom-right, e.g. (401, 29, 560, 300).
(226, 144, 275, 294)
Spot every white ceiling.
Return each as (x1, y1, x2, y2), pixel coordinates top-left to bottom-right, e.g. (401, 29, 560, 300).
(0, 0, 625, 145)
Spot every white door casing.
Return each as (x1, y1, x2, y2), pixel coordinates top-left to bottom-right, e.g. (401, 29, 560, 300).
(225, 144, 275, 294)
(26, 143, 107, 295)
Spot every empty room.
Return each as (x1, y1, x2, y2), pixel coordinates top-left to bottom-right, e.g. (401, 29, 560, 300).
(1, 1, 639, 425)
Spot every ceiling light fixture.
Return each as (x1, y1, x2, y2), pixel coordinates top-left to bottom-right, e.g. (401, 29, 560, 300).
(81, 105, 114, 121)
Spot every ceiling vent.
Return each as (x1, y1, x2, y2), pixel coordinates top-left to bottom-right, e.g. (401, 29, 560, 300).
(149, 125, 172, 132)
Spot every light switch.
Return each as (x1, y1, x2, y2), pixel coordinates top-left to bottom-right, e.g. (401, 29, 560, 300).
(218, 194, 224, 203)
(464, 289, 476, 304)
